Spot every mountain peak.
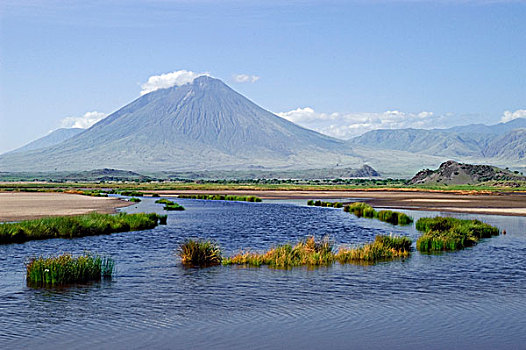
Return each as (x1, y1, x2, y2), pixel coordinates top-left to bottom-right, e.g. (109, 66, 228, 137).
(0, 77, 356, 172)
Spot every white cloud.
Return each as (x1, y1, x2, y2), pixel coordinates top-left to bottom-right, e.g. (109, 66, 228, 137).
(500, 109, 526, 123)
(140, 70, 210, 95)
(60, 111, 107, 129)
(277, 107, 439, 139)
(233, 74, 260, 83)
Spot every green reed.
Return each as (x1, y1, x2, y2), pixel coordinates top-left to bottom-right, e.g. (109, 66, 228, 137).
(416, 216, 500, 252)
(335, 235, 412, 263)
(0, 212, 164, 244)
(178, 239, 222, 267)
(26, 253, 114, 287)
(307, 200, 343, 208)
(178, 194, 262, 202)
(343, 202, 413, 225)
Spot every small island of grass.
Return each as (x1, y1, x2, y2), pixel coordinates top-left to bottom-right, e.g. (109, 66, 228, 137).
(180, 235, 412, 268)
(307, 200, 343, 208)
(178, 194, 262, 202)
(0, 212, 166, 244)
(26, 253, 114, 287)
(344, 202, 413, 225)
(415, 216, 500, 252)
(155, 198, 185, 210)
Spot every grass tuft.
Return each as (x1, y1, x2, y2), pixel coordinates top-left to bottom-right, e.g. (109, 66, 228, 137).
(178, 194, 262, 202)
(178, 239, 222, 267)
(343, 202, 413, 225)
(307, 200, 343, 208)
(335, 235, 412, 263)
(26, 253, 114, 287)
(415, 217, 500, 252)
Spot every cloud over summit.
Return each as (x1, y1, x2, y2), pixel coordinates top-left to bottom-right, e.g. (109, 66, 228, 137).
(140, 70, 210, 95)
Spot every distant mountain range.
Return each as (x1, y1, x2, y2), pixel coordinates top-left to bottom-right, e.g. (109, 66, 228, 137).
(0, 76, 523, 177)
(348, 118, 526, 161)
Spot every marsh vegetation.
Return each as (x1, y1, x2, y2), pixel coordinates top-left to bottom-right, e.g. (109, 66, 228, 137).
(26, 253, 114, 287)
(178, 194, 262, 202)
(0, 212, 164, 244)
(344, 202, 413, 225)
(178, 239, 222, 267)
(415, 216, 500, 252)
(307, 200, 343, 208)
(182, 235, 412, 268)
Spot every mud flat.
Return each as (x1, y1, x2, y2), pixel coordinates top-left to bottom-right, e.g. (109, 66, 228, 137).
(0, 192, 130, 222)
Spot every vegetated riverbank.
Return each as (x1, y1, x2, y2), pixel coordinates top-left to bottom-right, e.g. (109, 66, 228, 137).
(415, 217, 500, 252)
(181, 236, 412, 268)
(0, 212, 166, 244)
(26, 253, 114, 287)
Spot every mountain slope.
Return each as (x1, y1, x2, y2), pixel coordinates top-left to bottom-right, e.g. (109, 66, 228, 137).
(0, 77, 362, 172)
(7, 128, 84, 154)
(348, 118, 526, 161)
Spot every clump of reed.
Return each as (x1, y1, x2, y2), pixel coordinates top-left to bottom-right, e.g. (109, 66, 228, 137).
(164, 203, 185, 211)
(26, 253, 114, 287)
(0, 212, 164, 244)
(179, 235, 412, 268)
(109, 190, 144, 197)
(158, 215, 168, 225)
(129, 197, 141, 203)
(178, 239, 222, 267)
(223, 236, 335, 267)
(155, 198, 175, 205)
(155, 198, 185, 210)
(415, 217, 500, 252)
(307, 200, 343, 208)
(65, 190, 109, 197)
(178, 194, 262, 202)
(343, 202, 413, 225)
(335, 235, 412, 263)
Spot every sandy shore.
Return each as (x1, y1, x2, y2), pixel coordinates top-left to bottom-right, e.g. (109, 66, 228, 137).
(0, 192, 131, 222)
(152, 189, 526, 216)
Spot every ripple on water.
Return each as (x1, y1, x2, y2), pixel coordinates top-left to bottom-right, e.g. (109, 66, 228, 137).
(1, 198, 526, 349)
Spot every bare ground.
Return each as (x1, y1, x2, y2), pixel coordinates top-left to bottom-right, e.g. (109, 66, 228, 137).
(0, 192, 131, 222)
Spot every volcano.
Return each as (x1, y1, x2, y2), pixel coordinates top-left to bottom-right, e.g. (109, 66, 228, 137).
(0, 76, 363, 172)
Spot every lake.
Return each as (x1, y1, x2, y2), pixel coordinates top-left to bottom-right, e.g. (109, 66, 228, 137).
(1, 197, 525, 349)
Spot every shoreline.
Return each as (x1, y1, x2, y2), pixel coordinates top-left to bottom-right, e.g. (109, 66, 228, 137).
(152, 189, 526, 216)
(0, 192, 131, 222)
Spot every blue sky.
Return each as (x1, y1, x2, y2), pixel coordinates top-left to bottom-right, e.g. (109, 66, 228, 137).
(1, 0, 525, 153)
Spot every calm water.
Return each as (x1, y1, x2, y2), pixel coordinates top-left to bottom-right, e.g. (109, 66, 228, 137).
(1, 198, 525, 349)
